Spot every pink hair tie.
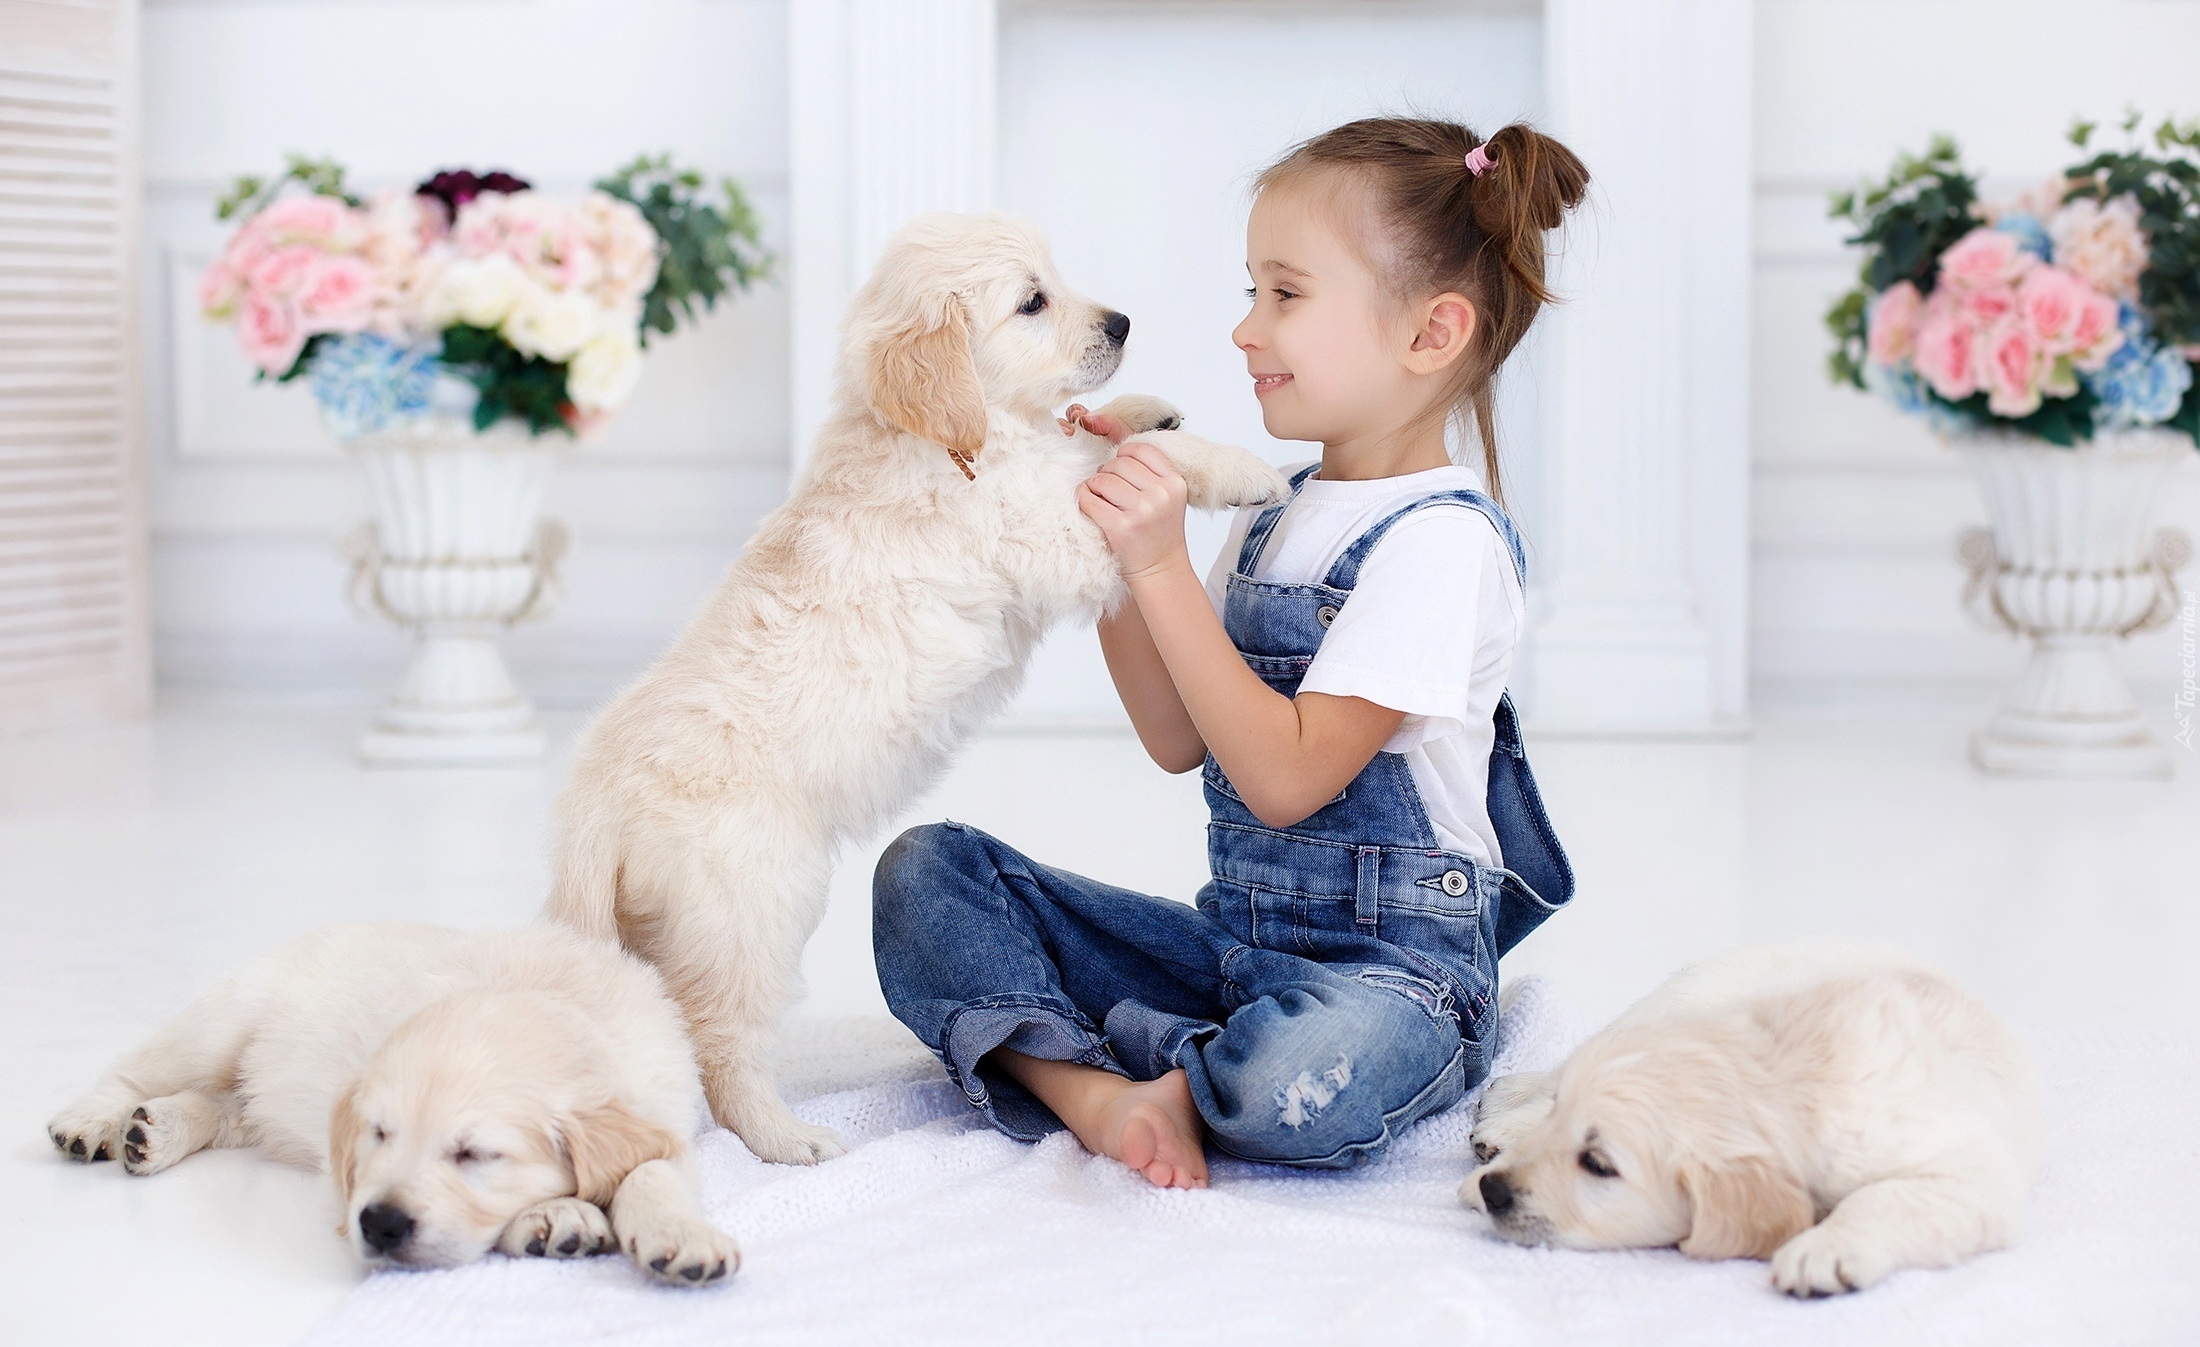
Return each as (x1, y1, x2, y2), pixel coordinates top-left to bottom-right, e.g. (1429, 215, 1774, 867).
(1464, 143, 1496, 177)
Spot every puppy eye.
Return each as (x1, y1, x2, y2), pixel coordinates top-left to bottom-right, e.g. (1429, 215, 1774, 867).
(370, 1126, 386, 1144)
(1017, 291, 1046, 315)
(1578, 1149, 1618, 1179)
(452, 1146, 482, 1165)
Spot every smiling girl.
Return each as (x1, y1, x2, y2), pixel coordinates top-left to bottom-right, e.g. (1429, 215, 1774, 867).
(873, 118, 1588, 1188)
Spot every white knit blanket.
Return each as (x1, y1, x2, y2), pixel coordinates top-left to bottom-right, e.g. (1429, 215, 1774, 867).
(302, 980, 2196, 1347)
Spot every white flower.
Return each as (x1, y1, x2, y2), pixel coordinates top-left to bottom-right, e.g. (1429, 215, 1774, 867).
(578, 191, 662, 316)
(423, 254, 525, 330)
(566, 327, 643, 411)
(500, 283, 602, 362)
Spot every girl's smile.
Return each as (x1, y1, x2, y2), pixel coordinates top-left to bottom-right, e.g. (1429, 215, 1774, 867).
(1251, 371, 1293, 396)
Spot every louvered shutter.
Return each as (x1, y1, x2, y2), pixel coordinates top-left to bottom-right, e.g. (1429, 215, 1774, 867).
(0, 0, 149, 735)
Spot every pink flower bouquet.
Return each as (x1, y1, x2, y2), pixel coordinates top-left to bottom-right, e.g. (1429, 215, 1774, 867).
(200, 155, 768, 438)
(1827, 121, 2200, 448)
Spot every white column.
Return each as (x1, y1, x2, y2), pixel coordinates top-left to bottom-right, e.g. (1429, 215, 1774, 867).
(788, 0, 997, 469)
(1523, 0, 1752, 732)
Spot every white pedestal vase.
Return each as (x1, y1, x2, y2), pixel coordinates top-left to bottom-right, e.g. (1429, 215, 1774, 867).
(339, 419, 568, 767)
(1955, 429, 2193, 779)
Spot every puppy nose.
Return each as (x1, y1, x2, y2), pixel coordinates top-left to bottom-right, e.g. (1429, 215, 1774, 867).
(1478, 1171, 1515, 1216)
(358, 1202, 415, 1253)
(1102, 311, 1130, 346)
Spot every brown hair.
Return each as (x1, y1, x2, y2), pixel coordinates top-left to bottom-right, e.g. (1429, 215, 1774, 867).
(1254, 118, 1590, 504)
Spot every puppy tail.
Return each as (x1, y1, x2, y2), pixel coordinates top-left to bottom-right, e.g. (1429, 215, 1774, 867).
(545, 811, 624, 946)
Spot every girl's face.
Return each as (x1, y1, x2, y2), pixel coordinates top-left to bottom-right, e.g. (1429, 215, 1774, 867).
(1233, 181, 1433, 449)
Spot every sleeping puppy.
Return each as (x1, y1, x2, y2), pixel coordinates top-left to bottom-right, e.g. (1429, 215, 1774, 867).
(548, 211, 1289, 1166)
(47, 923, 737, 1285)
(1462, 944, 2039, 1296)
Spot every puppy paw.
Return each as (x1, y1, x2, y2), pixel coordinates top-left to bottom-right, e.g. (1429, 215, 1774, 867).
(1771, 1223, 1892, 1297)
(1091, 394, 1183, 436)
(1134, 431, 1291, 510)
(499, 1197, 615, 1259)
(738, 1114, 847, 1166)
(118, 1101, 197, 1175)
(46, 1105, 125, 1165)
(1469, 1072, 1556, 1163)
(624, 1217, 739, 1287)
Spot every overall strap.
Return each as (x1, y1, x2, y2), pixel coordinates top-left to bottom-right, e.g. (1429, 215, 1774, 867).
(1321, 489, 1526, 592)
(1234, 464, 1323, 576)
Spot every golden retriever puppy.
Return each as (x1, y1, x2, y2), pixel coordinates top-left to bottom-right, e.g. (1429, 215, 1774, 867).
(1461, 944, 2038, 1296)
(547, 211, 1288, 1165)
(48, 923, 737, 1286)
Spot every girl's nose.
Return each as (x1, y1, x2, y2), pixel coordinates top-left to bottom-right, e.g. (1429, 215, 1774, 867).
(1231, 311, 1259, 352)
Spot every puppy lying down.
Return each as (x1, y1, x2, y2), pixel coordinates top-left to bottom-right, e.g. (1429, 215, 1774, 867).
(48, 923, 736, 1286)
(1463, 944, 2039, 1296)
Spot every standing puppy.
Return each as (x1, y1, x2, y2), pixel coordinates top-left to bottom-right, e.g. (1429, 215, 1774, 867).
(1463, 944, 2039, 1296)
(547, 212, 1287, 1165)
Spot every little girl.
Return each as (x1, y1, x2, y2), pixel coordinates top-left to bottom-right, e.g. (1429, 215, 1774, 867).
(872, 118, 1587, 1188)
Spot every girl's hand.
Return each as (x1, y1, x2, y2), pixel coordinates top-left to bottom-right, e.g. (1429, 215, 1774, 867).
(1058, 403, 1132, 443)
(1078, 440, 1190, 582)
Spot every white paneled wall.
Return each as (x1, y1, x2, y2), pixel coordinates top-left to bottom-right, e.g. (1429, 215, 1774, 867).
(140, 0, 792, 701)
(1753, 0, 2200, 710)
(992, 0, 1548, 724)
(136, 0, 2200, 724)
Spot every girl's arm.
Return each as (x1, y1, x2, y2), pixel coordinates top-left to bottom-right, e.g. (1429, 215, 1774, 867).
(1098, 603, 1207, 774)
(1079, 442, 1405, 829)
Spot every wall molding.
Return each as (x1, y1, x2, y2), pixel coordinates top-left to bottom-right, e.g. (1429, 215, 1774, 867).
(1520, 0, 1753, 731)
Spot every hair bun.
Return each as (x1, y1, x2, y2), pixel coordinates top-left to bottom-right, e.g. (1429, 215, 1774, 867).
(1470, 124, 1591, 302)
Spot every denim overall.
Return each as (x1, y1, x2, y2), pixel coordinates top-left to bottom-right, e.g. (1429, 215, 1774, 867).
(872, 469, 1574, 1168)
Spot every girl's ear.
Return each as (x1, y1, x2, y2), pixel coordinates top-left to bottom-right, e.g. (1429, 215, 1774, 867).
(1404, 292, 1477, 374)
(1677, 1154, 1816, 1260)
(866, 294, 988, 474)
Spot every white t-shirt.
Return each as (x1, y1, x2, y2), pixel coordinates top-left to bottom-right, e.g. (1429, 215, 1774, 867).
(1201, 462, 1524, 865)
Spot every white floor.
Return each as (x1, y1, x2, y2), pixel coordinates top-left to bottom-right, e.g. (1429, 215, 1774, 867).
(2, 700, 2195, 1346)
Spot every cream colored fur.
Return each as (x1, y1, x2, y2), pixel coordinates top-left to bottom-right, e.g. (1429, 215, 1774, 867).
(1462, 943, 2040, 1297)
(48, 923, 738, 1286)
(545, 211, 1288, 1164)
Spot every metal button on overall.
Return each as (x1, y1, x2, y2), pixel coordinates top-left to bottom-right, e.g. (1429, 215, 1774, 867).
(1316, 605, 1339, 628)
(1440, 869, 1470, 897)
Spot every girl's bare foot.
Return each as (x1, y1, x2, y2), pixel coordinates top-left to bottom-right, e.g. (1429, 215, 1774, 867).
(1091, 1070, 1207, 1189)
(990, 1053, 1209, 1189)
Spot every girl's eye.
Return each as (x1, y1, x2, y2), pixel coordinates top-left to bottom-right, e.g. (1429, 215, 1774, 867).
(1242, 286, 1258, 300)
(1579, 1149, 1618, 1179)
(1017, 292, 1047, 315)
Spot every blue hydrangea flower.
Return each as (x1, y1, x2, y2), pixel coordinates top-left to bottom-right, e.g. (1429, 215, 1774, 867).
(1865, 360, 1931, 414)
(309, 333, 441, 440)
(1865, 361, 1974, 435)
(1993, 212, 2054, 263)
(2086, 304, 2194, 430)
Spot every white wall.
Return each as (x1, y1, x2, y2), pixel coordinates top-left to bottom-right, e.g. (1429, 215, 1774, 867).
(142, 0, 2200, 725)
(992, 0, 1547, 724)
(1753, 0, 2200, 711)
(141, 0, 793, 703)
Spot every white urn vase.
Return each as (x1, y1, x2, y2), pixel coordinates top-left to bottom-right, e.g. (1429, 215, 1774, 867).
(1955, 428, 2192, 779)
(339, 418, 568, 766)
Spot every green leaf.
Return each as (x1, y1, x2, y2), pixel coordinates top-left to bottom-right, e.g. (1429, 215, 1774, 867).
(593, 153, 774, 348)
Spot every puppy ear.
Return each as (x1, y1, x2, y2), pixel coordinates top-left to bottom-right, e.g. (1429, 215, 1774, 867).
(327, 1081, 363, 1210)
(1679, 1155, 1815, 1260)
(561, 1099, 682, 1206)
(866, 294, 987, 473)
